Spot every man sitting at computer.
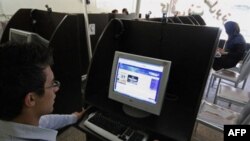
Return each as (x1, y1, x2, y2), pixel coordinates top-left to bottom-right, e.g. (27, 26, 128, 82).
(0, 42, 84, 141)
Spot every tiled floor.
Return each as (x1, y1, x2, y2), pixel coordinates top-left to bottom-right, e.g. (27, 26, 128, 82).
(57, 126, 86, 141)
(191, 123, 223, 141)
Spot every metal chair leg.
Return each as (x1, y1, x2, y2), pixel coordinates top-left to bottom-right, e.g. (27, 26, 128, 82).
(241, 78, 247, 89)
(206, 75, 214, 98)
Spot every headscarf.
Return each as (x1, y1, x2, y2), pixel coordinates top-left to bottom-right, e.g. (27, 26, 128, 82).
(224, 21, 246, 50)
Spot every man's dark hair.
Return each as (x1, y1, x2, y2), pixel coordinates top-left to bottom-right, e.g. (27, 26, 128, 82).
(112, 9, 118, 14)
(122, 8, 129, 15)
(0, 42, 53, 120)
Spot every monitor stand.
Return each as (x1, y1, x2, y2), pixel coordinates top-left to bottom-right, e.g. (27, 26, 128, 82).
(122, 105, 150, 118)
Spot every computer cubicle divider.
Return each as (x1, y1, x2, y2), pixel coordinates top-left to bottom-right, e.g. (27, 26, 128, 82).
(188, 15, 201, 25)
(191, 14, 206, 25)
(146, 15, 204, 26)
(146, 15, 206, 25)
(49, 14, 89, 114)
(0, 9, 34, 43)
(177, 16, 195, 25)
(0, 9, 90, 114)
(0, 9, 66, 44)
(146, 17, 163, 22)
(88, 13, 137, 54)
(88, 14, 110, 54)
(84, 19, 220, 141)
(28, 9, 67, 41)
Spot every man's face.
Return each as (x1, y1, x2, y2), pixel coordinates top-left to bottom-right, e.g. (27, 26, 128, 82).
(34, 66, 59, 116)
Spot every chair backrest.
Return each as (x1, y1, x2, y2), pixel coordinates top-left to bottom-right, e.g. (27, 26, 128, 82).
(246, 43, 250, 53)
(237, 101, 250, 124)
(238, 57, 250, 82)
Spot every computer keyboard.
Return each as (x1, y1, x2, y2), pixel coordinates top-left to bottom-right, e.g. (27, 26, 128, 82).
(83, 112, 148, 141)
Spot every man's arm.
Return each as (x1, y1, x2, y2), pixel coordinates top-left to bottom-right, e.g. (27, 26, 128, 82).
(39, 109, 85, 129)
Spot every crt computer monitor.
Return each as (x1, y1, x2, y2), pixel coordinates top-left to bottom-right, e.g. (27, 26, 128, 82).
(109, 51, 171, 118)
(9, 28, 49, 47)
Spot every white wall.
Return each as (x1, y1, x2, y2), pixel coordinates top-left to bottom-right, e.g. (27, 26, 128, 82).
(0, 0, 90, 45)
(0, 0, 85, 15)
(86, 0, 136, 14)
(0, 0, 136, 15)
(1, 0, 250, 42)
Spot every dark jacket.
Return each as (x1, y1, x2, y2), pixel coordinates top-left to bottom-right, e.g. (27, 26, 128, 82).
(213, 21, 246, 70)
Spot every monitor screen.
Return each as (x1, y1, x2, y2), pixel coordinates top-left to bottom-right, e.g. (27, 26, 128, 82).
(109, 51, 171, 118)
(9, 28, 49, 47)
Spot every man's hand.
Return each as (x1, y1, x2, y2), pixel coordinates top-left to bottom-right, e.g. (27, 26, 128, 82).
(71, 108, 86, 120)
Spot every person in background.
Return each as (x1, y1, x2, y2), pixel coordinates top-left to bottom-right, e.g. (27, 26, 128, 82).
(122, 8, 129, 15)
(213, 21, 246, 71)
(0, 42, 85, 141)
(111, 9, 118, 14)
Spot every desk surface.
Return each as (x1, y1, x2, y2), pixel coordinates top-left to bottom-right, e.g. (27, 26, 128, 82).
(84, 91, 196, 141)
(77, 107, 179, 141)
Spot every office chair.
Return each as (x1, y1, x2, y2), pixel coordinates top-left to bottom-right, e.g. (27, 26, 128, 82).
(213, 84, 250, 107)
(206, 54, 250, 98)
(196, 100, 250, 134)
(210, 49, 250, 88)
